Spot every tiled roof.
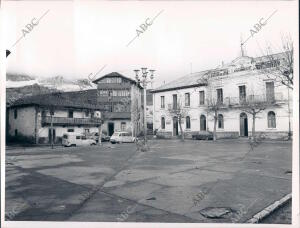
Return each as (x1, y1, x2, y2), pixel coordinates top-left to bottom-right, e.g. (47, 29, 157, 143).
(92, 72, 142, 88)
(9, 89, 103, 110)
(152, 52, 287, 93)
(152, 71, 209, 93)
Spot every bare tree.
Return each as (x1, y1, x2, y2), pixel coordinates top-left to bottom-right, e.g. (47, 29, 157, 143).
(239, 96, 271, 140)
(259, 34, 293, 90)
(130, 97, 142, 137)
(167, 99, 188, 141)
(203, 75, 223, 141)
(205, 97, 222, 141)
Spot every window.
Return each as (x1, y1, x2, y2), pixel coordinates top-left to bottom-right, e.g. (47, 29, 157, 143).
(14, 109, 18, 119)
(268, 111, 276, 128)
(266, 82, 275, 102)
(68, 110, 73, 118)
(98, 90, 108, 96)
(109, 105, 113, 112)
(185, 93, 190, 106)
(85, 110, 89, 117)
(76, 136, 80, 139)
(81, 136, 87, 140)
(173, 94, 177, 109)
(217, 89, 223, 104)
(114, 90, 130, 97)
(121, 122, 126, 131)
(67, 129, 74, 132)
(218, 114, 224, 129)
(200, 115, 206, 131)
(161, 117, 165, 129)
(41, 110, 46, 117)
(199, 91, 205, 105)
(85, 129, 90, 133)
(98, 77, 122, 84)
(161, 96, 165, 108)
(15, 129, 18, 136)
(186, 116, 191, 129)
(239, 85, 246, 103)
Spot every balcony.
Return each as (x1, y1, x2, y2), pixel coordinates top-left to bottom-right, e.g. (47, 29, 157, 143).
(96, 96, 132, 103)
(41, 116, 102, 126)
(222, 93, 286, 107)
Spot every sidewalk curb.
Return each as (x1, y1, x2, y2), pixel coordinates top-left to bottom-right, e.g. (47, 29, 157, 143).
(246, 193, 292, 223)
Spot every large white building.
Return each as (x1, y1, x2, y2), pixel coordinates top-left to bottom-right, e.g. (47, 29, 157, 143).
(152, 53, 292, 140)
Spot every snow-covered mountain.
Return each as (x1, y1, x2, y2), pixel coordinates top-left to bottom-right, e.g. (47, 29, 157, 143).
(6, 74, 97, 91)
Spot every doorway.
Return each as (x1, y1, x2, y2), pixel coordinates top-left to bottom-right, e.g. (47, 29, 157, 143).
(108, 122, 115, 136)
(173, 117, 178, 136)
(200, 115, 206, 131)
(48, 128, 56, 143)
(240, 113, 248, 137)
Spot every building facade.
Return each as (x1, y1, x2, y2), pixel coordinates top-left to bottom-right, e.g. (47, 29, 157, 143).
(7, 93, 103, 144)
(146, 89, 154, 134)
(92, 72, 143, 136)
(152, 54, 292, 140)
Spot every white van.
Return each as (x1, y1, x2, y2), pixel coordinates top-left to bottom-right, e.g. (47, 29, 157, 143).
(62, 133, 97, 147)
(110, 131, 136, 144)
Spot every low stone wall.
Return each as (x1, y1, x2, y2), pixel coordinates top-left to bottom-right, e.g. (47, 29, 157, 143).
(184, 131, 199, 139)
(216, 131, 239, 139)
(156, 131, 172, 139)
(156, 131, 198, 139)
(249, 131, 291, 140)
(155, 130, 291, 140)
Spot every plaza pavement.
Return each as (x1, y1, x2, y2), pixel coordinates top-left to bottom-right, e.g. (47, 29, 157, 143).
(5, 139, 292, 223)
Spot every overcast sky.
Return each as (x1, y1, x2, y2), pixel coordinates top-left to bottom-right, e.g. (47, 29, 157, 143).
(3, 1, 297, 88)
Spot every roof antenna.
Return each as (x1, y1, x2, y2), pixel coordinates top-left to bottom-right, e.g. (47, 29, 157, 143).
(240, 35, 245, 57)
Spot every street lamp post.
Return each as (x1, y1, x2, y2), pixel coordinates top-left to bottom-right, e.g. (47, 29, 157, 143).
(134, 68, 155, 144)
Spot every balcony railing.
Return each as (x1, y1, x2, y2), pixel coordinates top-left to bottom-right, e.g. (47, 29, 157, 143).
(41, 116, 102, 126)
(222, 93, 285, 106)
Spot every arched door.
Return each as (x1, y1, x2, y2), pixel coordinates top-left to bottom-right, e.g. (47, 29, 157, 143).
(200, 115, 206, 131)
(240, 113, 248, 137)
(173, 117, 179, 136)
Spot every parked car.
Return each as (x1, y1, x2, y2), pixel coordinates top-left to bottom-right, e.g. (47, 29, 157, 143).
(86, 132, 110, 142)
(110, 131, 136, 144)
(192, 131, 214, 140)
(62, 133, 97, 146)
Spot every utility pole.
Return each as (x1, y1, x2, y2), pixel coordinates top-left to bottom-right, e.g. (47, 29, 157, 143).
(143, 87, 147, 143)
(50, 110, 54, 149)
(287, 80, 291, 140)
(134, 68, 155, 144)
(98, 119, 102, 146)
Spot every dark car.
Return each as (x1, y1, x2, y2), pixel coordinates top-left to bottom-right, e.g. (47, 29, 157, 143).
(192, 131, 214, 140)
(86, 132, 110, 142)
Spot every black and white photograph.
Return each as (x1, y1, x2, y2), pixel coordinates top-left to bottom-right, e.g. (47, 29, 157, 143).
(1, 1, 299, 228)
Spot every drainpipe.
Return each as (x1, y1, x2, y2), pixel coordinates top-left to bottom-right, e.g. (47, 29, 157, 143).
(50, 110, 54, 149)
(35, 106, 39, 144)
(287, 82, 291, 140)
